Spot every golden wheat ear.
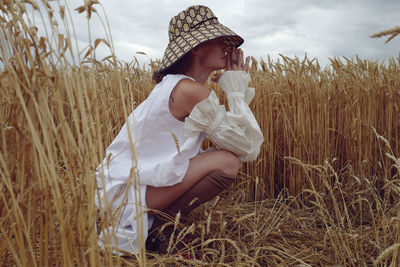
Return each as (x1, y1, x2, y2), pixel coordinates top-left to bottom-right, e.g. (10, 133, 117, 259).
(371, 26, 400, 43)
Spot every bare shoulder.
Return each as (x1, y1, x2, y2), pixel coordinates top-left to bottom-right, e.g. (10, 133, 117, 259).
(175, 79, 209, 103)
(169, 78, 210, 121)
(173, 79, 210, 110)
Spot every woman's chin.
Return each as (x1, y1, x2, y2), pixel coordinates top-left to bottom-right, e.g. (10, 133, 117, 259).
(217, 63, 227, 70)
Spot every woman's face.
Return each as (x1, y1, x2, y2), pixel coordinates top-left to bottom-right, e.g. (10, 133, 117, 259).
(196, 38, 230, 70)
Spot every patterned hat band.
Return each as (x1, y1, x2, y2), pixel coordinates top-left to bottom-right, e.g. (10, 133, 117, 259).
(190, 17, 219, 31)
(171, 17, 218, 41)
(159, 5, 244, 73)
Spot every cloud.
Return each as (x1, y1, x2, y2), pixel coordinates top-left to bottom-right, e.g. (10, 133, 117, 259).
(225, 0, 400, 66)
(29, 0, 400, 68)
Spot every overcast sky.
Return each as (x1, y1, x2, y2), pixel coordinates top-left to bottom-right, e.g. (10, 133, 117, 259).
(54, 0, 399, 68)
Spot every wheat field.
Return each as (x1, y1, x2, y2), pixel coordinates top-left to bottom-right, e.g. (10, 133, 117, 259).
(1, 1, 399, 266)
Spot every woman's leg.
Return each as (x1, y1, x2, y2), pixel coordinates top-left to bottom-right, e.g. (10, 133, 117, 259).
(146, 149, 240, 211)
(164, 170, 235, 216)
(145, 169, 236, 253)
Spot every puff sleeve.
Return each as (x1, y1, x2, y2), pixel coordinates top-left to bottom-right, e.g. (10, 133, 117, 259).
(184, 71, 264, 162)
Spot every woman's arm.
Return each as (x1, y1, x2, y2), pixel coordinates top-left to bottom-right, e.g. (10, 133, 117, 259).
(184, 71, 264, 162)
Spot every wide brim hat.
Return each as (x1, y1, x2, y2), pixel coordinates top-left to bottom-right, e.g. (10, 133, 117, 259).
(158, 5, 244, 73)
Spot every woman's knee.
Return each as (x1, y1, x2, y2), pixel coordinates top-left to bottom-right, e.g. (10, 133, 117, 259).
(216, 150, 241, 177)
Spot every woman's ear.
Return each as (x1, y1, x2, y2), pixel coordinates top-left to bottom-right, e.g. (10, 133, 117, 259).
(191, 47, 200, 56)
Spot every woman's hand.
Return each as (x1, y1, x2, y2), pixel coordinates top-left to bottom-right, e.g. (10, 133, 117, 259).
(226, 47, 250, 72)
(211, 48, 250, 82)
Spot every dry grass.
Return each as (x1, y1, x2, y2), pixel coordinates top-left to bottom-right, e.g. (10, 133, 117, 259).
(1, 1, 400, 266)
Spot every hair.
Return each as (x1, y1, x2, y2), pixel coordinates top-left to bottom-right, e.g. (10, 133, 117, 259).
(152, 51, 194, 83)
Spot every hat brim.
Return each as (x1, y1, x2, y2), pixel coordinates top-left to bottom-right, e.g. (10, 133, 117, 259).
(159, 23, 244, 73)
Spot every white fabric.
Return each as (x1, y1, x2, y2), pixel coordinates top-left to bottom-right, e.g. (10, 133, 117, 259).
(244, 87, 255, 105)
(95, 74, 206, 254)
(184, 71, 264, 161)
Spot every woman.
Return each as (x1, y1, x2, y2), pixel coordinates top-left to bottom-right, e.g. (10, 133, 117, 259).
(96, 5, 264, 255)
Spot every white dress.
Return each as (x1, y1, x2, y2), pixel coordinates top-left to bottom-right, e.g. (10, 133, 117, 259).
(95, 71, 264, 254)
(95, 74, 206, 254)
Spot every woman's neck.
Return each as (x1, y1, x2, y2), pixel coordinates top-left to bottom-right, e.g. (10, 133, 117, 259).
(184, 59, 214, 85)
(184, 70, 211, 84)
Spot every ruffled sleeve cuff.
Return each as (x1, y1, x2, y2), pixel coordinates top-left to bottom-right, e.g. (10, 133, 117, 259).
(218, 71, 251, 95)
(245, 87, 255, 105)
(218, 71, 256, 113)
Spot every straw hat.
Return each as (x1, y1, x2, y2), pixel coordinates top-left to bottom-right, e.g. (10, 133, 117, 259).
(158, 5, 244, 73)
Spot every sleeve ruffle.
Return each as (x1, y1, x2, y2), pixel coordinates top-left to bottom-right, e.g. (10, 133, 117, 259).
(184, 71, 264, 162)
